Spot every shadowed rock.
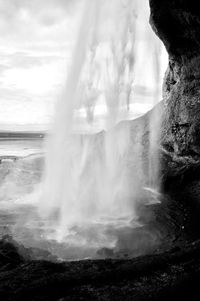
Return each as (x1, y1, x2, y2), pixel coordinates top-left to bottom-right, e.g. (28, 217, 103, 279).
(149, 0, 200, 186)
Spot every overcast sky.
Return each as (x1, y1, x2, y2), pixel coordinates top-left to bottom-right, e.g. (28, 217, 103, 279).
(0, 0, 83, 129)
(0, 0, 168, 131)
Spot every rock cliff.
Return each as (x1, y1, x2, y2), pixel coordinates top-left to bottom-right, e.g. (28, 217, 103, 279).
(150, 0, 200, 185)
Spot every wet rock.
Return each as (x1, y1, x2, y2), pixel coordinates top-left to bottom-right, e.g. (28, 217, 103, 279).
(0, 235, 25, 270)
(0, 235, 58, 264)
(150, 0, 200, 185)
(1, 237, 200, 300)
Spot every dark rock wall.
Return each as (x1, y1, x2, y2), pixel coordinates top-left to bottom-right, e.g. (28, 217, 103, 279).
(150, 0, 200, 160)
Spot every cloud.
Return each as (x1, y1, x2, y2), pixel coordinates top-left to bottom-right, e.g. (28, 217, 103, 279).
(0, 64, 8, 75)
(9, 52, 64, 69)
(0, 0, 81, 48)
(0, 0, 79, 126)
(0, 0, 80, 26)
(0, 51, 66, 81)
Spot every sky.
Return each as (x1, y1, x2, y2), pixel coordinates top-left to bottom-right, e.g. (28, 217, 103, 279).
(0, 0, 81, 130)
(0, 0, 168, 131)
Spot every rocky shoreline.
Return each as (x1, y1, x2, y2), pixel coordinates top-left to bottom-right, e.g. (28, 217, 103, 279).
(1, 170, 200, 300)
(0, 234, 200, 300)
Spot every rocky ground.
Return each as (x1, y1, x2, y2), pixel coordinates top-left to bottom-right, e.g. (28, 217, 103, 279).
(0, 232, 200, 301)
(1, 174, 200, 300)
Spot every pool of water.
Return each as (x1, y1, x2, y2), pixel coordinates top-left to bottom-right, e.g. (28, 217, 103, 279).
(0, 137, 44, 157)
(0, 135, 161, 261)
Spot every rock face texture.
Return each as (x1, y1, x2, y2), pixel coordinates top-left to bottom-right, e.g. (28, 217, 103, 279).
(149, 0, 200, 182)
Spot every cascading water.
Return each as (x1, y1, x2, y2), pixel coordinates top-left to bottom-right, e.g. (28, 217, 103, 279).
(34, 0, 167, 259)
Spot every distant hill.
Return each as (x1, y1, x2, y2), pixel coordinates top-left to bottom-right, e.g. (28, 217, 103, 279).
(0, 132, 45, 140)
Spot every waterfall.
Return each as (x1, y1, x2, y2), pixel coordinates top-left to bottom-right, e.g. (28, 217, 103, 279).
(39, 0, 167, 255)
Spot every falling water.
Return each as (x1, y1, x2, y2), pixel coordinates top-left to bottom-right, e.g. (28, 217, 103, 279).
(38, 0, 167, 257)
